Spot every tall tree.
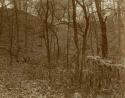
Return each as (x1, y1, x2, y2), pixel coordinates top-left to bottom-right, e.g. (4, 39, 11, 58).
(94, 0, 108, 58)
(0, 0, 5, 38)
(13, 0, 20, 62)
(67, 0, 70, 68)
(75, 0, 90, 85)
(45, 0, 51, 63)
(72, 0, 80, 83)
(24, 0, 29, 49)
(72, 0, 80, 69)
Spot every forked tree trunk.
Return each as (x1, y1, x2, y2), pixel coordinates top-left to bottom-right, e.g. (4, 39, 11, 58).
(95, 0, 108, 58)
(75, 0, 90, 85)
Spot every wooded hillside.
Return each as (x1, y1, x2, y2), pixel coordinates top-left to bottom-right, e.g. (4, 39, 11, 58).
(0, 0, 125, 98)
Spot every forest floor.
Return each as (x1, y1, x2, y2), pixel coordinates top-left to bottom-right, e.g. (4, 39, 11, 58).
(0, 56, 125, 98)
(0, 79, 65, 98)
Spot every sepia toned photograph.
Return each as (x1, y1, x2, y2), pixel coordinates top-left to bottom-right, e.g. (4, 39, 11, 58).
(0, 0, 125, 98)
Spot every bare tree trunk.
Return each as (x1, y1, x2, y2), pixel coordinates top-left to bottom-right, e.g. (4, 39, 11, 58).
(10, 20, 13, 66)
(67, 0, 70, 69)
(13, 0, 20, 62)
(45, 0, 51, 64)
(90, 2, 100, 56)
(75, 0, 90, 85)
(50, 1, 60, 61)
(72, 0, 80, 73)
(94, 0, 108, 58)
(5, 7, 14, 66)
(0, 2, 4, 38)
(55, 32, 60, 59)
(24, 0, 28, 49)
(93, 20, 100, 56)
(90, 27, 94, 56)
(117, 1, 122, 56)
(51, 31, 60, 61)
